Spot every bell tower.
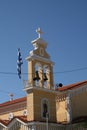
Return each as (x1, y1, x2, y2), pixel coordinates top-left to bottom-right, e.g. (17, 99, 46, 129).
(24, 28, 56, 123)
(26, 28, 54, 89)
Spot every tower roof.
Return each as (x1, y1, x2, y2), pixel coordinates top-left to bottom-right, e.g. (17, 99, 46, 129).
(32, 37, 47, 48)
(32, 27, 47, 49)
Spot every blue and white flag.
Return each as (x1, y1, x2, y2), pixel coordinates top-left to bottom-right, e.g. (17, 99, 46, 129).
(17, 48, 23, 79)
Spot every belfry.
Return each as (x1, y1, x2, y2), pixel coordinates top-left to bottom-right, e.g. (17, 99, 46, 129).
(24, 27, 56, 122)
(26, 27, 54, 89)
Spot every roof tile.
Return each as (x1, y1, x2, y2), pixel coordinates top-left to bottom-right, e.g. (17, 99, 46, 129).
(0, 96, 27, 107)
(56, 80, 87, 91)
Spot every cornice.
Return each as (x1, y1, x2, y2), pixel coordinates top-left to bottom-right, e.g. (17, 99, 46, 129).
(24, 85, 56, 95)
(68, 84, 87, 97)
(56, 84, 87, 98)
(26, 54, 54, 65)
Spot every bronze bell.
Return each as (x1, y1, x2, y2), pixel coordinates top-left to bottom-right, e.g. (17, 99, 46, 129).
(33, 71, 40, 81)
(43, 73, 48, 81)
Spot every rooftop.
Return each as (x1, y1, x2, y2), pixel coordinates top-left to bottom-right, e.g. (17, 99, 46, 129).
(56, 80, 87, 91)
(0, 96, 27, 107)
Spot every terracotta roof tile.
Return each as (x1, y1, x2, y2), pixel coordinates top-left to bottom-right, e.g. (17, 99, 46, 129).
(15, 116, 27, 123)
(0, 119, 9, 126)
(0, 96, 27, 107)
(0, 116, 28, 126)
(56, 80, 87, 91)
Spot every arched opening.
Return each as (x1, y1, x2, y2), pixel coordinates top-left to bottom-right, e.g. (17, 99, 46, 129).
(43, 65, 48, 88)
(33, 63, 41, 86)
(41, 98, 49, 119)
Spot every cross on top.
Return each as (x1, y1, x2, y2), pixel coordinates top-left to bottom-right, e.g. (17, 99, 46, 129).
(36, 27, 43, 38)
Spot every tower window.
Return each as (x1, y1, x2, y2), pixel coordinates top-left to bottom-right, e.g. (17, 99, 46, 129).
(41, 98, 50, 119)
(43, 103, 48, 117)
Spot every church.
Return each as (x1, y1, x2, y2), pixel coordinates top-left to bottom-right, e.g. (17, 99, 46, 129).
(0, 28, 87, 130)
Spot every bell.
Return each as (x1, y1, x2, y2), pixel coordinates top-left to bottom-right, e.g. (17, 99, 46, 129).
(33, 71, 40, 81)
(43, 73, 48, 81)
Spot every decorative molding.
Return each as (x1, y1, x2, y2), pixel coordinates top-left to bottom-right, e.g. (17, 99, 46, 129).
(23, 79, 55, 93)
(22, 109, 27, 116)
(26, 54, 54, 65)
(56, 93, 67, 102)
(8, 113, 14, 120)
(56, 84, 87, 101)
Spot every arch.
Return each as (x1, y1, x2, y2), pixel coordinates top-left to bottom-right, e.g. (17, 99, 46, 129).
(34, 62, 42, 71)
(33, 63, 42, 86)
(43, 65, 49, 73)
(41, 98, 50, 119)
(34, 63, 39, 71)
(43, 65, 49, 88)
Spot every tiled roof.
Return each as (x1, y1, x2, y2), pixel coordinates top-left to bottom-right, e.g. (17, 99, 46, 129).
(0, 116, 27, 126)
(56, 80, 87, 91)
(0, 119, 9, 126)
(0, 116, 59, 127)
(15, 116, 27, 123)
(0, 96, 27, 107)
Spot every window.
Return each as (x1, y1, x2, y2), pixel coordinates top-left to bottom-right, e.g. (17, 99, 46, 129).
(41, 98, 50, 119)
(43, 102, 48, 117)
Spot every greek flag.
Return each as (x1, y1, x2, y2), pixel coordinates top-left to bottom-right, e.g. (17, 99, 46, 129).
(17, 48, 23, 79)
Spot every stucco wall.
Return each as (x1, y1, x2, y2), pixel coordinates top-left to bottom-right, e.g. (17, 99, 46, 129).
(71, 91, 87, 120)
(56, 100, 67, 123)
(27, 89, 56, 122)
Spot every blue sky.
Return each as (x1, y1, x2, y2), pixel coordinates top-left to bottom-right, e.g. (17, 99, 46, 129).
(0, 0, 87, 102)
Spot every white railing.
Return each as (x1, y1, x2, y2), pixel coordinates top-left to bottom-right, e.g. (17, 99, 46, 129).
(23, 80, 33, 89)
(23, 80, 55, 91)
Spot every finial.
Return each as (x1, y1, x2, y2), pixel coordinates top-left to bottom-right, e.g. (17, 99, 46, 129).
(36, 27, 43, 38)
